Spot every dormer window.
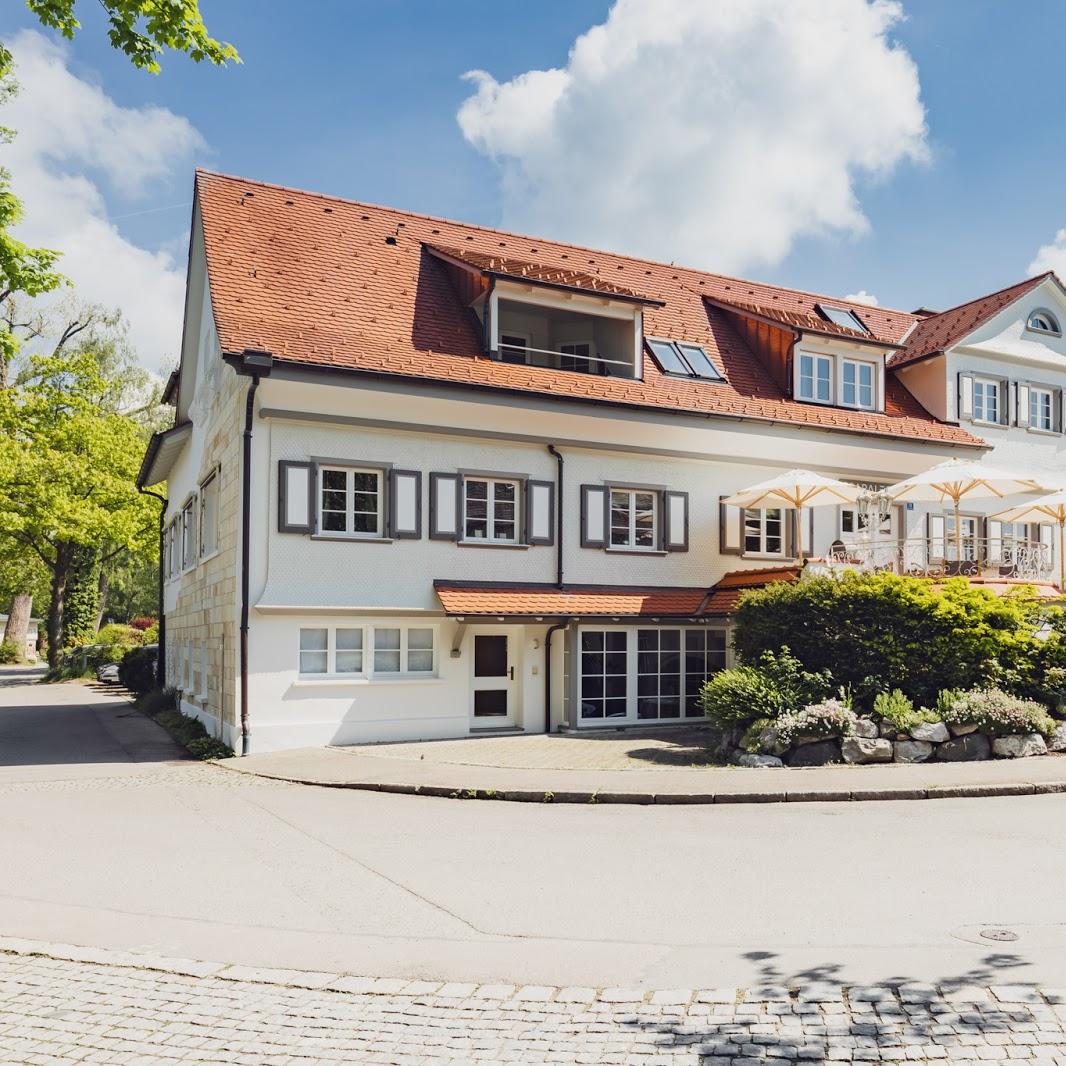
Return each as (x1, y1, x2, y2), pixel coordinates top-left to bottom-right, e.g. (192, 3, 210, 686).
(1027, 309, 1061, 336)
(646, 338, 725, 381)
(816, 304, 869, 335)
(795, 346, 883, 411)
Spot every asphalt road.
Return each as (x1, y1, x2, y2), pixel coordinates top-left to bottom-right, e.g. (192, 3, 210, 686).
(2, 667, 1065, 991)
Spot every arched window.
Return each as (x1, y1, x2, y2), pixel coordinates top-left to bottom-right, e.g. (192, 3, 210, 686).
(1027, 309, 1061, 335)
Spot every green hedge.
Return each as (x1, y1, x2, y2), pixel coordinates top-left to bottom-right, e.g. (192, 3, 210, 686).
(732, 572, 1062, 709)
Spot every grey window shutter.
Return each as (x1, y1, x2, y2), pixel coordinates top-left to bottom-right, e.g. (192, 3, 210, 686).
(580, 485, 607, 548)
(525, 480, 555, 546)
(1016, 382, 1030, 427)
(662, 490, 689, 552)
(278, 461, 316, 534)
(429, 472, 461, 540)
(1056, 388, 1064, 433)
(389, 470, 421, 539)
(986, 518, 1003, 564)
(957, 373, 974, 421)
(927, 513, 946, 563)
(719, 496, 742, 555)
(998, 378, 1010, 426)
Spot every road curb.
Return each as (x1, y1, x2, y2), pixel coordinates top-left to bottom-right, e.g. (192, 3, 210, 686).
(213, 764, 1066, 805)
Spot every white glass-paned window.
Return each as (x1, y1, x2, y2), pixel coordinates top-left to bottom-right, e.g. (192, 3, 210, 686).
(841, 360, 875, 409)
(637, 629, 682, 720)
(463, 478, 518, 543)
(180, 502, 195, 569)
(744, 508, 784, 555)
(973, 378, 999, 423)
(1030, 387, 1054, 431)
(579, 630, 627, 720)
(406, 628, 435, 673)
(335, 628, 363, 673)
(319, 467, 382, 536)
(684, 630, 727, 717)
(798, 353, 832, 403)
(609, 489, 657, 549)
(199, 472, 219, 557)
(373, 628, 401, 673)
(299, 628, 328, 674)
(1028, 311, 1060, 334)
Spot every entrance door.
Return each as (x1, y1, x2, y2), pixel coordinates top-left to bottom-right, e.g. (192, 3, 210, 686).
(471, 632, 515, 727)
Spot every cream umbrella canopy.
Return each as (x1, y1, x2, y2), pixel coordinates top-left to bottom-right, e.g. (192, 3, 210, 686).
(992, 489, 1066, 591)
(722, 469, 863, 564)
(885, 459, 1044, 566)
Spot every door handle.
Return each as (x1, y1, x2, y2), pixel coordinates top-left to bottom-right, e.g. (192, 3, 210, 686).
(509, 666, 514, 681)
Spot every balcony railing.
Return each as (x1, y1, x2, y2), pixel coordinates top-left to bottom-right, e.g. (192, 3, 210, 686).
(496, 343, 634, 378)
(814, 537, 1054, 582)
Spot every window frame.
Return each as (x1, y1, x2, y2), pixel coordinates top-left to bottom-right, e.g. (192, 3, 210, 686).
(816, 304, 869, 334)
(296, 624, 438, 680)
(1028, 384, 1055, 432)
(796, 351, 834, 404)
(971, 375, 1001, 425)
(840, 357, 877, 411)
(608, 487, 659, 552)
(743, 507, 786, 558)
(645, 337, 725, 382)
(316, 463, 386, 539)
(1026, 308, 1062, 337)
(198, 468, 220, 559)
(180, 497, 196, 572)
(461, 475, 522, 545)
(499, 331, 531, 364)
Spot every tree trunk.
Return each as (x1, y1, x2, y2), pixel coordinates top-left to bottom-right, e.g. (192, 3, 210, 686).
(47, 543, 72, 669)
(95, 568, 110, 632)
(2, 593, 32, 658)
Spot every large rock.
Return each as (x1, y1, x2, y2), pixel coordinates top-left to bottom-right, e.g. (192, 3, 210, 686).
(949, 721, 979, 738)
(735, 753, 784, 769)
(854, 718, 879, 740)
(879, 719, 904, 740)
(936, 733, 991, 762)
(788, 740, 841, 767)
(894, 739, 934, 764)
(1048, 722, 1066, 753)
(910, 721, 950, 744)
(841, 736, 893, 764)
(757, 726, 789, 757)
(992, 733, 1048, 759)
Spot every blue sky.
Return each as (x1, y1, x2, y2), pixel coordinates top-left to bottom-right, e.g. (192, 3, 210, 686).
(3, 1, 1066, 369)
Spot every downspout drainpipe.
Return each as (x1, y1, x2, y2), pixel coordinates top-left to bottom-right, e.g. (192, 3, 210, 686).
(543, 445, 567, 734)
(233, 348, 274, 757)
(543, 620, 570, 735)
(139, 487, 167, 688)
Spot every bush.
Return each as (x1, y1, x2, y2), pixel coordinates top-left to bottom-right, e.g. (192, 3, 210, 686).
(775, 698, 857, 746)
(733, 572, 1053, 708)
(134, 688, 233, 760)
(119, 645, 158, 695)
(130, 616, 156, 631)
(95, 623, 144, 648)
(140, 622, 159, 644)
(0, 639, 21, 664)
(940, 688, 1056, 738)
(873, 689, 936, 733)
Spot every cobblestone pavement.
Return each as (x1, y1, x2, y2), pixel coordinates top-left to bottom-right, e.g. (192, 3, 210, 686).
(4, 945, 1066, 1065)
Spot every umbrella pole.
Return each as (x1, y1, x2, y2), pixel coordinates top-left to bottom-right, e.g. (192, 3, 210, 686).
(797, 504, 804, 566)
(1059, 519, 1064, 592)
(954, 497, 963, 568)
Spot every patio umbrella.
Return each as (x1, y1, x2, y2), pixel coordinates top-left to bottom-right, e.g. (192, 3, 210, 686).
(885, 459, 1044, 565)
(722, 469, 863, 564)
(992, 489, 1066, 591)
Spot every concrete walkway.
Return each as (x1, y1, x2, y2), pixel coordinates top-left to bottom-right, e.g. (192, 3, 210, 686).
(221, 732, 1066, 803)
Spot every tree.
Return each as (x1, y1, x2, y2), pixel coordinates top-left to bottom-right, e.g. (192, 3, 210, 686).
(26, 1, 238, 73)
(0, 343, 160, 664)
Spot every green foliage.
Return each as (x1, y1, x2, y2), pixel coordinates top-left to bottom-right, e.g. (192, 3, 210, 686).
(95, 622, 143, 647)
(119, 644, 157, 695)
(733, 572, 1053, 708)
(133, 688, 231, 759)
(873, 689, 936, 733)
(739, 716, 773, 754)
(775, 699, 857, 746)
(0, 638, 20, 663)
(62, 546, 100, 647)
(940, 688, 1056, 738)
(135, 686, 175, 716)
(140, 622, 159, 644)
(26, 0, 238, 73)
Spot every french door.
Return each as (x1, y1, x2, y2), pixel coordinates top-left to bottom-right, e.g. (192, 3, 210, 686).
(471, 631, 515, 727)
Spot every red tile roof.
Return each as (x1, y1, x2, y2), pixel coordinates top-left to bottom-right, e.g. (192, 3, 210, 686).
(424, 243, 661, 304)
(701, 566, 802, 616)
(705, 296, 896, 347)
(434, 583, 711, 617)
(195, 169, 981, 448)
(890, 274, 1051, 369)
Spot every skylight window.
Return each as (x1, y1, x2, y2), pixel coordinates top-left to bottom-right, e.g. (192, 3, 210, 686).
(646, 339, 725, 382)
(816, 304, 869, 334)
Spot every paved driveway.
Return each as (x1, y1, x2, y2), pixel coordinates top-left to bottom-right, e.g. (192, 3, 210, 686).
(2, 671, 1066, 992)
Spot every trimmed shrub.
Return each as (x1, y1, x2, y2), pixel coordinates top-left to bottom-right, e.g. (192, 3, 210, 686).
(940, 688, 1056, 738)
(130, 616, 156, 632)
(775, 699, 857, 746)
(140, 622, 159, 644)
(874, 689, 936, 733)
(733, 572, 1052, 708)
(0, 639, 21, 664)
(119, 645, 158, 695)
(700, 664, 784, 728)
(95, 623, 144, 648)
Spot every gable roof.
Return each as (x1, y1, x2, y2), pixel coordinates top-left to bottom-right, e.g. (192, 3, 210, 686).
(890, 274, 1053, 369)
(703, 295, 900, 348)
(194, 169, 981, 448)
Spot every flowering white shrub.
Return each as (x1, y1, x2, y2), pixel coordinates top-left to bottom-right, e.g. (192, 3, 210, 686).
(940, 688, 1055, 738)
(775, 698, 857, 746)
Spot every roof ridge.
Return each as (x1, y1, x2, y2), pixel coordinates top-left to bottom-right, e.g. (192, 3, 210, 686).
(194, 167, 918, 320)
(914, 272, 1051, 324)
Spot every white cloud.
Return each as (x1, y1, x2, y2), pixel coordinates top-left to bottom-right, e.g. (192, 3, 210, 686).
(2, 30, 204, 372)
(458, 0, 928, 274)
(844, 290, 880, 305)
(1028, 229, 1066, 277)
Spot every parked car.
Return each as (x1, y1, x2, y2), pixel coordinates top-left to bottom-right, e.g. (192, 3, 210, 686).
(96, 662, 120, 684)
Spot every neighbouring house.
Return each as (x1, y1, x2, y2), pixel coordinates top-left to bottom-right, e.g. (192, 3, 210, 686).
(137, 169, 1065, 754)
(0, 615, 40, 662)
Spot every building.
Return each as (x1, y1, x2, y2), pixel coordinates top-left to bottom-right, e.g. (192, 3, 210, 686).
(138, 170, 1065, 754)
(0, 615, 40, 662)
